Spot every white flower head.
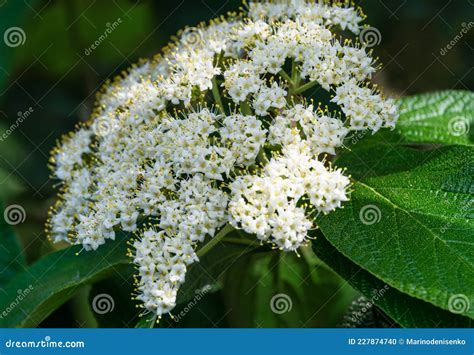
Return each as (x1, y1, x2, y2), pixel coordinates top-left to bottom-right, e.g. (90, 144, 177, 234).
(48, 0, 397, 319)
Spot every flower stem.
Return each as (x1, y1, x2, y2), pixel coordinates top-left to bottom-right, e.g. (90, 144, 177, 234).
(293, 80, 318, 95)
(279, 69, 294, 87)
(197, 224, 235, 258)
(291, 60, 301, 88)
(223, 237, 260, 248)
(212, 76, 225, 114)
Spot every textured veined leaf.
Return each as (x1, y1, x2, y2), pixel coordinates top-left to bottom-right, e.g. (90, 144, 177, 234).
(0, 234, 130, 328)
(319, 145, 474, 319)
(313, 234, 471, 327)
(396, 90, 473, 145)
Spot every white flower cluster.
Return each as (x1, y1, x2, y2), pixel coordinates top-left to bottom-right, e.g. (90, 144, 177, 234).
(229, 142, 349, 251)
(48, 0, 398, 319)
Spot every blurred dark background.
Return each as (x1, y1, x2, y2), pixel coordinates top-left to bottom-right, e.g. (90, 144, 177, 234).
(0, 0, 472, 327)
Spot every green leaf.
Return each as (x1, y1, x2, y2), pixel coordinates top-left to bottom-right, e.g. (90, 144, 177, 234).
(90, 265, 139, 328)
(0, 204, 26, 285)
(313, 233, 472, 328)
(396, 91, 473, 146)
(0, 234, 130, 327)
(176, 230, 260, 304)
(320, 145, 474, 319)
(221, 248, 356, 327)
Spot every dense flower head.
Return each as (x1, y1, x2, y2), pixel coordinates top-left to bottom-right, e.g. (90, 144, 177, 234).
(47, 0, 398, 318)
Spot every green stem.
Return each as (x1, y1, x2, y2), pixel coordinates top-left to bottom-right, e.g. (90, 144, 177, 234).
(197, 224, 235, 258)
(291, 61, 301, 88)
(223, 237, 261, 248)
(279, 69, 294, 86)
(135, 312, 158, 328)
(293, 80, 318, 95)
(240, 101, 253, 116)
(212, 76, 225, 114)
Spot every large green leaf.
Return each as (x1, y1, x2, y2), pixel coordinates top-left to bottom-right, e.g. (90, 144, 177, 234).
(0, 204, 26, 285)
(320, 145, 474, 319)
(221, 248, 356, 327)
(395, 91, 473, 146)
(0, 234, 130, 328)
(313, 233, 472, 328)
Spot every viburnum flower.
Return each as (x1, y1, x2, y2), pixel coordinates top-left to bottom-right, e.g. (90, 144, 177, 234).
(47, 0, 398, 319)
